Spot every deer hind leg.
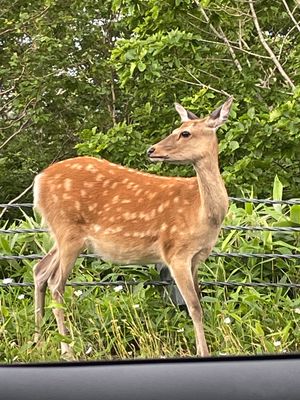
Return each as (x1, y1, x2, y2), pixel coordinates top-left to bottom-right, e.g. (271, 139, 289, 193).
(47, 237, 84, 359)
(33, 246, 58, 343)
(169, 260, 209, 357)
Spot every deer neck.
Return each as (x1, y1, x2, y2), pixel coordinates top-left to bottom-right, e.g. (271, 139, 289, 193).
(193, 152, 228, 228)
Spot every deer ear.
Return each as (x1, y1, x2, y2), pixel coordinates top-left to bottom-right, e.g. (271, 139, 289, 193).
(175, 103, 199, 122)
(207, 97, 233, 129)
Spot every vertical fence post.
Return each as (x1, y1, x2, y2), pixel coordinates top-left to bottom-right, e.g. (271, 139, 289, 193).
(155, 263, 186, 306)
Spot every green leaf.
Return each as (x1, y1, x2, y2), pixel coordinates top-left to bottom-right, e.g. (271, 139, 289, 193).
(290, 205, 300, 225)
(229, 141, 239, 151)
(273, 175, 283, 213)
(137, 61, 146, 72)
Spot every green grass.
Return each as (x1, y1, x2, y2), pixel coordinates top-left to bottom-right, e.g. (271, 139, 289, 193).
(1, 179, 300, 362)
(0, 280, 299, 362)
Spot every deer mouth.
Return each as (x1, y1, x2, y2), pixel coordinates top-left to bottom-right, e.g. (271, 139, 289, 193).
(149, 155, 170, 162)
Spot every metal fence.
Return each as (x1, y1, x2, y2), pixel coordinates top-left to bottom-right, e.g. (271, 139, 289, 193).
(0, 197, 300, 294)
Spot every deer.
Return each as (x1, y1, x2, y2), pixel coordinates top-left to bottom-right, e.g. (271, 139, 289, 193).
(33, 97, 233, 359)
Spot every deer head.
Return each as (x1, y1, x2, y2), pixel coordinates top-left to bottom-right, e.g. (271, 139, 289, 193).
(147, 97, 233, 164)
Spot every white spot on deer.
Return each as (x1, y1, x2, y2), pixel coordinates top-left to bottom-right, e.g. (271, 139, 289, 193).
(80, 189, 87, 197)
(158, 204, 164, 213)
(103, 179, 110, 188)
(150, 209, 156, 219)
(183, 200, 190, 205)
(63, 193, 71, 200)
(121, 199, 131, 204)
(57, 184, 62, 189)
(84, 182, 93, 188)
(135, 189, 143, 196)
(112, 195, 120, 204)
(103, 190, 108, 196)
(178, 208, 184, 213)
(96, 173, 104, 181)
(52, 194, 58, 203)
(133, 232, 141, 238)
(109, 216, 115, 223)
(63, 178, 72, 191)
(104, 226, 123, 234)
(93, 224, 101, 233)
(111, 182, 118, 189)
(173, 197, 179, 204)
(75, 201, 81, 210)
(148, 192, 156, 200)
(70, 163, 83, 170)
(122, 178, 129, 184)
(54, 173, 62, 179)
(108, 169, 115, 175)
(88, 203, 97, 212)
(124, 232, 131, 237)
(170, 226, 177, 234)
(144, 213, 152, 222)
(86, 163, 97, 172)
(161, 223, 168, 231)
(123, 212, 131, 220)
(126, 182, 135, 189)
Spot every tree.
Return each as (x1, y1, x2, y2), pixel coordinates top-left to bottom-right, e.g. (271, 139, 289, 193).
(0, 0, 126, 206)
(1, 0, 300, 209)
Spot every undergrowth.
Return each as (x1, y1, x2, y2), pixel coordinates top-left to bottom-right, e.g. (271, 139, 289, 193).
(0, 178, 300, 362)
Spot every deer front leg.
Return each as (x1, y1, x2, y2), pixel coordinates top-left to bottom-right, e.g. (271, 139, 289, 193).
(170, 261, 209, 357)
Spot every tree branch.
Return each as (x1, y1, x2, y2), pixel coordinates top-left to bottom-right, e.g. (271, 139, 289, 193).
(282, 0, 300, 33)
(0, 183, 33, 219)
(177, 67, 231, 97)
(193, 2, 243, 72)
(0, 119, 32, 150)
(248, 0, 295, 90)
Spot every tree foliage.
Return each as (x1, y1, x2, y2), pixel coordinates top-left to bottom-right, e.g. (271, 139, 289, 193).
(1, 0, 300, 207)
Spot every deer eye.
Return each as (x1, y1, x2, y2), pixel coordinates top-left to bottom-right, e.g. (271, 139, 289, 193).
(180, 131, 191, 138)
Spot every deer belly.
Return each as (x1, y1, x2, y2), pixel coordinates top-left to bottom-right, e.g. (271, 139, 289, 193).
(86, 235, 162, 265)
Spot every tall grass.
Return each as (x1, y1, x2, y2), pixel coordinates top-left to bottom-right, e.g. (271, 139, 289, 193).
(0, 179, 300, 362)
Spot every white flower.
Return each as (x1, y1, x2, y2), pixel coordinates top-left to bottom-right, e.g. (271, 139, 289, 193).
(114, 285, 123, 292)
(274, 340, 281, 347)
(177, 328, 184, 333)
(17, 294, 25, 300)
(294, 308, 300, 314)
(74, 290, 83, 297)
(224, 317, 231, 324)
(3, 278, 13, 284)
(85, 346, 93, 355)
(133, 304, 140, 309)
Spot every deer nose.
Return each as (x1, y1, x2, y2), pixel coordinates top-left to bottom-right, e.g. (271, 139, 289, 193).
(147, 147, 155, 157)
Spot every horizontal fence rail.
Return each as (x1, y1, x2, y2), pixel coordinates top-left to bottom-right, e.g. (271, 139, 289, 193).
(2, 225, 300, 235)
(0, 198, 300, 291)
(0, 251, 300, 261)
(1, 280, 300, 289)
(2, 197, 300, 209)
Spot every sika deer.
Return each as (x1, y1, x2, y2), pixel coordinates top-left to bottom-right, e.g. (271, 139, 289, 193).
(33, 97, 233, 358)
